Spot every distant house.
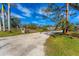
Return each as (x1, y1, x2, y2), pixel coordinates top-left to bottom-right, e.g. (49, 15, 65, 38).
(47, 26, 62, 31)
(21, 25, 37, 33)
(47, 26, 55, 31)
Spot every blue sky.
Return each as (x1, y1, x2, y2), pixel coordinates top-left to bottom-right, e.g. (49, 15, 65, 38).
(0, 3, 79, 26)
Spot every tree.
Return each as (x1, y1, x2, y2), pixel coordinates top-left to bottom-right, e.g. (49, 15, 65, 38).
(10, 17, 20, 29)
(69, 3, 79, 10)
(41, 3, 76, 34)
(1, 3, 5, 31)
(7, 3, 17, 31)
(0, 9, 2, 31)
(65, 3, 69, 34)
(41, 4, 66, 33)
(7, 3, 11, 31)
(68, 23, 75, 31)
(0, 19, 1, 31)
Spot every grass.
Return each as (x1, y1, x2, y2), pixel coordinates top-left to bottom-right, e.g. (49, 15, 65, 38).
(0, 29, 22, 37)
(36, 28, 47, 32)
(44, 34, 79, 56)
(0, 28, 48, 37)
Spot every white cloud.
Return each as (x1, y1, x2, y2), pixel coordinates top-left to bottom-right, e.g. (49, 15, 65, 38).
(17, 4, 31, 17)
(37, 7, 52, 16)
(38, 7, 47, 15)
(11, 12, 25, 19)
(31, 21, 46, 25)
(76, 15, 79, 19)
(22, 13, 31, 17)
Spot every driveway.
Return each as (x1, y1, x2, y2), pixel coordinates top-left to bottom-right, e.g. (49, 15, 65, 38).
(0, 32, 49, 56)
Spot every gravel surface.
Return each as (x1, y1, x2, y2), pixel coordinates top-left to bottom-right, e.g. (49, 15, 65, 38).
(0, 32, 49, 56)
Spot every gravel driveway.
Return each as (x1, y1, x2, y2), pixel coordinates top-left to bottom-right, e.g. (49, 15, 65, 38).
(0, 32, 49, 56)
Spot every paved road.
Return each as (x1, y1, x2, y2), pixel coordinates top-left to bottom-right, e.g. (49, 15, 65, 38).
(0, 32, 49, 56)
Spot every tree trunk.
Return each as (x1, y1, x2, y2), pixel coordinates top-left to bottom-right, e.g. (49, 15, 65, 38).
(64, 3, 69, 34)
(0, 20, 2, 31)
(2, 4, 5, 31)
(8, 3, 11, 31)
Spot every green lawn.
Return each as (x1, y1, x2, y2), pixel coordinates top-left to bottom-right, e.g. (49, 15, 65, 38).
(0, 28, 48, 37)
(44, 34, 79, 56)
(0, 29, 22, 37)
(36, 28, 48, 32)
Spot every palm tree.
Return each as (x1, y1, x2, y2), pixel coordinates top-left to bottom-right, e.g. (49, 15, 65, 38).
(0, 20, 1, 31)
(7, 3, 11, 31)
(0, 9, 2, 31)
(2, 3, 5, 31)
(0, 21, 1, 31)
(7, 3, 17, 31)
